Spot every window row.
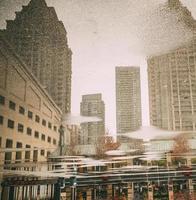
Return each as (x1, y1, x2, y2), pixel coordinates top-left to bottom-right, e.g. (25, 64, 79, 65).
(0, 116, 57, 145)
(0, 95, 58, 132)
(3, 138, 51, 164)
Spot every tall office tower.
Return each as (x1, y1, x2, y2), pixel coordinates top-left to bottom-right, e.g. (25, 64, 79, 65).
(148, 0, 196, 131)
(116, 67, 142, 135)
(80, 94, 105, 145)
(3, 0, 72, 113)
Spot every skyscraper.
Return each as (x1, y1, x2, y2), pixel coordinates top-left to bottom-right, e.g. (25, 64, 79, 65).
(80, 94, 105, 145)
(148, 0, 196, 131)
(148, 42, 196, 131)
(116, 67, 142, 135)
(2, 0, 72, 114)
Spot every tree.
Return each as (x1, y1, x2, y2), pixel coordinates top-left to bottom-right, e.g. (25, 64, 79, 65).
(95, 131, 120, 159)
(172, 133, 190, 154)
(172, 133, 190, 166)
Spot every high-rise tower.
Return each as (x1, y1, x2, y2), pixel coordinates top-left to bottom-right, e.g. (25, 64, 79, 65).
(3, 0, 72, 113)
(80, 94, 105, 145)
(116, 67, 142, 134)
(148, 43, 196, 131)
(148, 0, 196, 131)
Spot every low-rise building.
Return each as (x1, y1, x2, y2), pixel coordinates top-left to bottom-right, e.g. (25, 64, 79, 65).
(0, 33, 62, 165)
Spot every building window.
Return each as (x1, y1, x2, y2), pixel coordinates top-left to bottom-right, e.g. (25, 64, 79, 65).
(0, 116, 3, 125)
(54, 126, 57, 132)
(53, 139, 56, 145)
(28, 111, 33, 119)
(48, 122, 52, 129)
(7, 119, 14, 129)
(41, 150, 45, 156)
(5, 139, 13, 164)
(27, 127, 32, 136)
(9, 101, 16, 110)
(42, 119, 46, 126)
(18, 123, 24, 133)
(16, 142, 22, 163)
(33, 150, 38, 162)
(25, 145, 31, 162)
(47, 136, 51, 143)
(34, 131, 39, 138)
(0, 95, 5, 105)
(47, 151, 51, 157)
(19, 106, 25, 115)
(41, 134, 45, 141)
(6, 139, 13, 148)
(35, 115, 40, 123)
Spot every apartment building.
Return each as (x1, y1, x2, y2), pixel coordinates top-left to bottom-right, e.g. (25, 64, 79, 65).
(148, 0, 196, 131)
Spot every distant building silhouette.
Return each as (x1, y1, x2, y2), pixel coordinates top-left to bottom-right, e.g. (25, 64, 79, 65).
(2, 0, 72, 114)
(80, 94, 105, 145)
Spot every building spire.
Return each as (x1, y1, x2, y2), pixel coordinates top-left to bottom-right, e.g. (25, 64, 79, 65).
(28, 0, 47, 8)
(168, 0, 181, 8)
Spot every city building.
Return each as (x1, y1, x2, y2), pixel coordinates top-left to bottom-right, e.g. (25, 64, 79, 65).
(116, 67, 142, 135)
(148, 42, 196, 131)
(66, 124, 82, 155)
(148, 1, 196, 131)
(80, 94, 105, 145)
(2, 0, 72, 114)
(168, 0, 196, 32)
(0, 33, 62, 165)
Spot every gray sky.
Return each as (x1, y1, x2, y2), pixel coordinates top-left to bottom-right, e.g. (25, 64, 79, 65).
(0, 0, 196, 135)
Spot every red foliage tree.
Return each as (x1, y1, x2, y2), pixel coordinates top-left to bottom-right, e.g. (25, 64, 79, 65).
(95, 131, 120, 158)
(172, 133, 190, 154)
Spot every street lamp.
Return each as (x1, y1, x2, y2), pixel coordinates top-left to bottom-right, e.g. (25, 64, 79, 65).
(70, 166, 77, 200)
(70, 176, 77, 200)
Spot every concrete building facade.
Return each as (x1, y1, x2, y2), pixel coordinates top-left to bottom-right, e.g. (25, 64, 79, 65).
(148, 0, 196, 131)
(148, 42, 196, 131)
(148, 42, 196, 130)
(116, 67, 142, 134)
(66, 124, 82, 155)
(2, 0, 72, 114)
(0, 33, 62, 165)
(80, 94, 105, 145)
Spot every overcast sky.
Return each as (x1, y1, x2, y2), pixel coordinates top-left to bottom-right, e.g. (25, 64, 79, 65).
(0, 0, 196, 135)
